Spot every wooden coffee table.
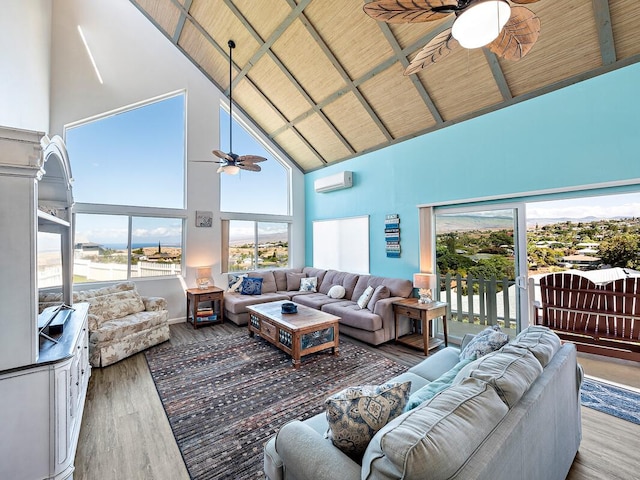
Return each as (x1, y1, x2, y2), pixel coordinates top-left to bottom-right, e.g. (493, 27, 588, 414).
(247, 300, 340, 369)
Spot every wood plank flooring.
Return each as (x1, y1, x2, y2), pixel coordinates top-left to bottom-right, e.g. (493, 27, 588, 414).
(74, 322, 639, 480)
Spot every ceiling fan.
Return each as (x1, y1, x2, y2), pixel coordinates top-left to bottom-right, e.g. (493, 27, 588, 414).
(363, 0, 541, 75)
(212, 40, 267, 175)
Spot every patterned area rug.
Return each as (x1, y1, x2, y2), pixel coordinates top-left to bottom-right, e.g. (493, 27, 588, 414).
(581, 377, 640, 425)
(145, 329, 408, 480)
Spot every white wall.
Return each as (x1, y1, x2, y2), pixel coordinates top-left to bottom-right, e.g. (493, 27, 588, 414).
(0, 0, 51, 132)
(48, 0, 305, 321)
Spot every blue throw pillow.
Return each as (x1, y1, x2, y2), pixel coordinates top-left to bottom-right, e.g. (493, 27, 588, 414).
(240, 277, 263, 295)
(404, 358, 474, 411)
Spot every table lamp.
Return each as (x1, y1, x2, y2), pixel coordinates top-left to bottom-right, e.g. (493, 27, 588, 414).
(196, 266, 212, 289)
(413, 273, 436, 304)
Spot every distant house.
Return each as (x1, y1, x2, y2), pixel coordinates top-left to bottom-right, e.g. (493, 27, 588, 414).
(561, 254, 601, 269)
(74, 242, 102, 257)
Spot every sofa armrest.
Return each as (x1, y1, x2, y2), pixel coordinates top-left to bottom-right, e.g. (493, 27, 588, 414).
(142, 296, 167, 312)
(372, 296, 403, 319)
(87, 313, 100, 332)
(275, 421, 360, 480)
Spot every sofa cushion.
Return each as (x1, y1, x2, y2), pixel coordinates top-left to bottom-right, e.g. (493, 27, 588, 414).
(408, 346, 464, 382)
(86, 290, 146, 325)
(362, 377, 509, 480)
(299, 277, 318, 292)
(318, 270, 359, 299)
(325, 381, 411, 458)
(321, 302, 383, 331)
(404, 358, 474, 411)
(352, 275, 413, 302)
(285, 272, 306, 291)
(224, 292, 290, 314)
(459, 325, 509, 361)
(327, 285, 346, 299)
(292, 293, 343, 310)
(248, 271, 277, 293)
(453, 344, 543, 408)
(273, 268, 303, 291)
(512, 325, 561, 367)
(89, 309, 168, 343)
(240, 277, 263, 295)
(357, 286, 374, 309)
(302, 267, 327, 286)
(367, 285, 390, 311)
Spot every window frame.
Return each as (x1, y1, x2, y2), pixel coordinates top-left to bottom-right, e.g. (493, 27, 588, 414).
(65, 91, 188, 282)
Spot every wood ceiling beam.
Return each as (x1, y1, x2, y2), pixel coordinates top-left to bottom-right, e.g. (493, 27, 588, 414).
(592, 0, 616, 66)
(287, 0, 394, 142)
(131, 0, 325, 170)
(270, 24, 455, 138)
(226, 0, 355, 155)
(483, 50, 512, 101)
(376, 22, 444, 124)
(172, 0, 193, 44)
(225, 0, 312, 91)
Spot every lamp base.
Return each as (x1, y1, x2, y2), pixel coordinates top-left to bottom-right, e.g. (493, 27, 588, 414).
(196, 279, 210, 289)
(418, 289, 433, 304)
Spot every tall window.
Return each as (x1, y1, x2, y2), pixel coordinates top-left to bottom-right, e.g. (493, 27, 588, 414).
(66, 93, 186, 282)
(219, 107, 292, 272)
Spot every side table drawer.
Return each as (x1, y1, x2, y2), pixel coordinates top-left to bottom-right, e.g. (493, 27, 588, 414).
(197, 292, 221, 302)
(394, 305, 421, 320)
(261, 319, 277, 341)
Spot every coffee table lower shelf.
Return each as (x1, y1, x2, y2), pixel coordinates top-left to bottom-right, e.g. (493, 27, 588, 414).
(246, 301, 340, 369)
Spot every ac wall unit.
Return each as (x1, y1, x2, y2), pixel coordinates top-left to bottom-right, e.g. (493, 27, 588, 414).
(314, 171, 353, 193)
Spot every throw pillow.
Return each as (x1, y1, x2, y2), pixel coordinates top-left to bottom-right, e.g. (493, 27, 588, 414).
(227, 273, 247, 292)
(239, 277, 263, 295)
(327, 285, 346, 299)
(325, 381, 411, 458)
(459, 325, 509, 361)
(299, 276, 318, 292)
(367, 285, 390, 311)
(404, 358, 473, 411)
(356, 285, 375, 309)
(286, 272, 306, 291)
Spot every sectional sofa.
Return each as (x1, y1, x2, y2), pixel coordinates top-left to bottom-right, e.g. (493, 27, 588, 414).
(223, 267, 414, 345)
(264, 326, 583, 480)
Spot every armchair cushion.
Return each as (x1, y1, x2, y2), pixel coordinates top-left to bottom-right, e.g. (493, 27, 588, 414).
(85, 290, 145, 325)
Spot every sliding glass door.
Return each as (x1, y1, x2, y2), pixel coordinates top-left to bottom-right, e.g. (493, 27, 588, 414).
(433, 204, 528, 341)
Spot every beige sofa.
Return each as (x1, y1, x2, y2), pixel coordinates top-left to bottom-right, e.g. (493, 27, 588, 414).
(264, 326, 583, 480)
(223, 267, 414, 345)
(39, 282, 170, 367)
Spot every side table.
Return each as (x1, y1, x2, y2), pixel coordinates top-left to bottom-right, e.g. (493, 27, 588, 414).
(393, 298, 448, 355)
(186, 286, 224, 329)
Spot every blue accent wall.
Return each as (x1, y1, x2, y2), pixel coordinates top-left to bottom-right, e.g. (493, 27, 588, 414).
(305, 63, 640, 279)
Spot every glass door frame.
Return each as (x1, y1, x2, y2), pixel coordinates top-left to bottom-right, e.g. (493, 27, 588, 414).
(419, 201, 529, 342)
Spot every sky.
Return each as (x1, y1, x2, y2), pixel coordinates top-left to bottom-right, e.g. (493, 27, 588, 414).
(526, 191, 640, 220)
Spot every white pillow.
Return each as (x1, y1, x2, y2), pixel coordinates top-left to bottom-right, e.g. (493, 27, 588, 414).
(299, 276, 318, 292)
(327, 285, 346, 299)
(357, 285, 375, 309)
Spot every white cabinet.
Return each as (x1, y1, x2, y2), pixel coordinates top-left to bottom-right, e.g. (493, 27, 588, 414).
(0, 127, 88, 479)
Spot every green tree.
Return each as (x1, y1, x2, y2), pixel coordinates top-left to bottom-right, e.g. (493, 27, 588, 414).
(598, 233, 640, 268)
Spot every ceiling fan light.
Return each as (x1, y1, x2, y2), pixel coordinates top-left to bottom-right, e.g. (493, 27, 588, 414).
(452, 0, 511, 49)
(222, 164, 240, 175)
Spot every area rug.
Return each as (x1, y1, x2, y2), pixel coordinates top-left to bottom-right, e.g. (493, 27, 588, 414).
(580, 377, 640, 425)
(145, 329, 408, 480)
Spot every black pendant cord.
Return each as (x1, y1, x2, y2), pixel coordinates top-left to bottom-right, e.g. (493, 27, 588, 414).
(228, 39, 235, 155)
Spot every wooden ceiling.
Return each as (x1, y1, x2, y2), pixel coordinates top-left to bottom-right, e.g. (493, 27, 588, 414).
(130, 0, 640, 172)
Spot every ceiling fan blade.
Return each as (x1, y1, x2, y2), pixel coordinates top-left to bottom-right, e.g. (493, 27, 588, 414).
(212, 149, 232, 161)
(237, 155, 267, 164)
(239, 163, 261, 172)
(363, 0, 457, 23)
(404, 28, 458, 75)
(488, 6, 540, 61)
(216, 165, 225, 174)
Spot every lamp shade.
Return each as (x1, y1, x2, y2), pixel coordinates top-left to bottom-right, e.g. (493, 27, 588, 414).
(413, 273, 436, 289)
(222, 164, 240, 175)
(451, 0, 511, 49)
(196, 266, 212, 289)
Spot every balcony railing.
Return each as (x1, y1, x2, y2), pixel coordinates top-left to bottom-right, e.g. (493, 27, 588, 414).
(435, 272, 518, 339)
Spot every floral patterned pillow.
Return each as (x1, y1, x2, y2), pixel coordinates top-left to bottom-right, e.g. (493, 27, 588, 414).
(324, 381, 411, 458)
(459, 325, 509, 361)
(299, 276, 318, 292)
